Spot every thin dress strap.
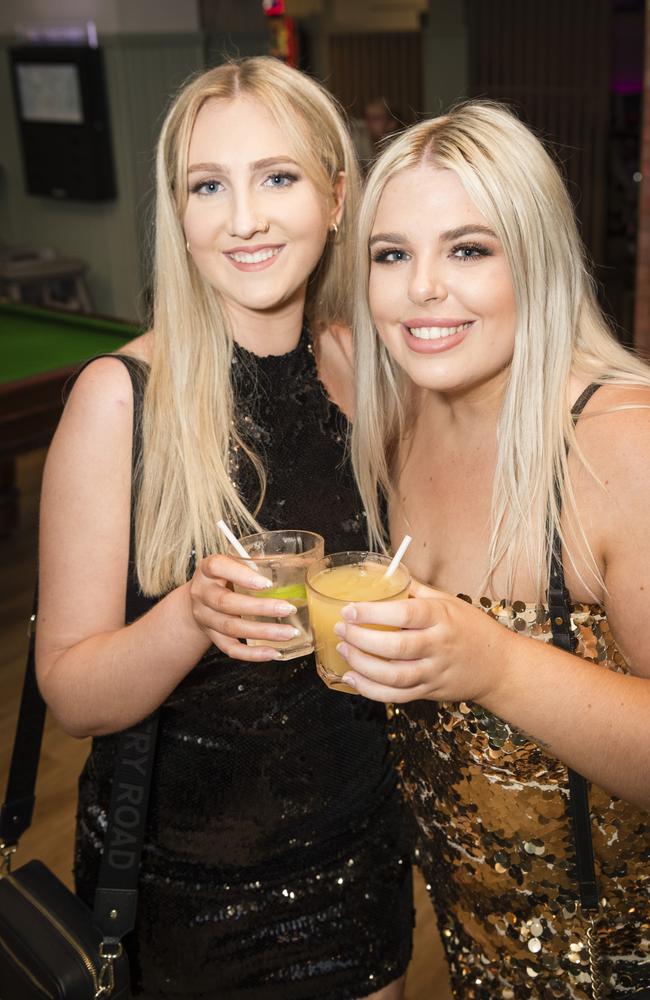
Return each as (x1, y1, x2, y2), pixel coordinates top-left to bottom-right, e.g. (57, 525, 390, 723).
(548, 382, 603, 633)
(570, 381, 601, 418)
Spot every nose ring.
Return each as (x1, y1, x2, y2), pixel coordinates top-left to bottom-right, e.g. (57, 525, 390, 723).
(258, 220, 270, 234)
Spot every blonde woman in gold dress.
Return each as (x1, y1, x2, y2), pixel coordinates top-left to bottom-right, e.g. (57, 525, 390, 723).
(335, 102, 650, 998)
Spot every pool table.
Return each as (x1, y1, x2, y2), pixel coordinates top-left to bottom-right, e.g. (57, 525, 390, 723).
(0, 302, 140, 534)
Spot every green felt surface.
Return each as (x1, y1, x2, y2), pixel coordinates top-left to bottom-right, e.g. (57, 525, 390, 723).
(0, 303, 139, 384)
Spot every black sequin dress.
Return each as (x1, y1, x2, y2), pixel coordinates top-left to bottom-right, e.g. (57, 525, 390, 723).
(74, 332, 413, 1000)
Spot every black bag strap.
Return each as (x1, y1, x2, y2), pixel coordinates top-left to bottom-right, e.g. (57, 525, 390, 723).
(1, 352, 159, 944)
(0, 591, 43, 847)
(548, 381, 602, 913)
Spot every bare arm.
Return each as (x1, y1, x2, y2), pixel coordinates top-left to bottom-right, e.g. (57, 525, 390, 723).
(481, 394, 650, 803)
(37, 357, 296, 738)
(335, 394, 650, 808)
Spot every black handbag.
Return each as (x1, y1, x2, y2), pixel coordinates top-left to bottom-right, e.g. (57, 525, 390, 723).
(0, 594, 159, 1000)
(548, 390, 650, 1000)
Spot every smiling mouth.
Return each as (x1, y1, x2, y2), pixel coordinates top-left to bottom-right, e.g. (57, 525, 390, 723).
(225, 246, 283, 265)
(408, 321, 473, 341)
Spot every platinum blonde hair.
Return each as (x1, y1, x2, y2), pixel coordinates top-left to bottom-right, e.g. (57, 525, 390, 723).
(352, 101, 650, 600)
(136, 57, 360, 595)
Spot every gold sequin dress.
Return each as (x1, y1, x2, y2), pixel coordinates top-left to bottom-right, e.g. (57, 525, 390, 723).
(390, 598, 650, 998)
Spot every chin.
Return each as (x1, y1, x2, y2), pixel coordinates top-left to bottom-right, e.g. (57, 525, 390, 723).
(233, 292, 293, 313)
(400, 360, 466, 392)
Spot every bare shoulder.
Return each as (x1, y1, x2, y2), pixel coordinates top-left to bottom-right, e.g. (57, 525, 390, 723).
(319, 323, 354, 366)
(66, 327, 152, 413)
(574, 383, 650, 675)
(576, 382, 650, 472)
(117, 328, 154, 363)
(65, 353, 136, 423)
(573, 382, 650, 548)
(312, 322, 355, 420)
(42, 355, 135, 546)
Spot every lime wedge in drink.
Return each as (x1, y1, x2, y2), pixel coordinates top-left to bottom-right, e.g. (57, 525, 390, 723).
(263, 583, 307, 601)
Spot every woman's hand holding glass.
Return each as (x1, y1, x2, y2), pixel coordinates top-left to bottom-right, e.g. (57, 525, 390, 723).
(189, 554, 298, 660)
(335, 578, 517, 704)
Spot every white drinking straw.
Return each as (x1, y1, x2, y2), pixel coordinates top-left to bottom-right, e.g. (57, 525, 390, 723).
(217, 519, 252, 559)
(383, 534, 413, 579)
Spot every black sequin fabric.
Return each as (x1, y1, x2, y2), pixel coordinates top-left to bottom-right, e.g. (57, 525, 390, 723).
(74, 334, 413, 999)
(390, 598, 650, 999)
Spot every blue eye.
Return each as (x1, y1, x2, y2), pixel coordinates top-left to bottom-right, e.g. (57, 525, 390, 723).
(190, 179, 223, 196)
(371, 248, 410, 264)
(263, 172, 298, 188)
(451, 243, 490, 261)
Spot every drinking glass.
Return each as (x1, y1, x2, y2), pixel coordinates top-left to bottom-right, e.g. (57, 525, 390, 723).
(306, 551, 411, 694)
(233, 529, 324, 660)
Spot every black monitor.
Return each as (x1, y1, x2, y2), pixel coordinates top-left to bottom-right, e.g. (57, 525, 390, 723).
(10, 45, 117, 201)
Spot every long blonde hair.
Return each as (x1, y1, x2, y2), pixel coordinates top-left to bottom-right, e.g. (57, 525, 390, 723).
(136, 57, 360, 595)
(352, 101, 650, 600)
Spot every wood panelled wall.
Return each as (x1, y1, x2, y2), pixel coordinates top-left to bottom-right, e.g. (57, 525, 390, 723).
(466, 0, 611, 264)
(328, 32, 422, 122)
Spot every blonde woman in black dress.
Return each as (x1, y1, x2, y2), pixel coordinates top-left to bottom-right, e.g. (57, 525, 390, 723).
(36, 58, 412, 1000)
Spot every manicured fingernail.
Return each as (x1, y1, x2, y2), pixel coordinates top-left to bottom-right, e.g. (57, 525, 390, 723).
(252, 577, 273, 589)
(341, 604, 357, 622)
(276, 602, 297, 615)
(334, 622, 346, 638)
(272, 626, 299, 640)
(336, 642, 349, 659)
(342, 673, 357, 689)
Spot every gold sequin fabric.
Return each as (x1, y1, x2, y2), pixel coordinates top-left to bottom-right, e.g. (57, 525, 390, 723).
(390, 598, 650, 998)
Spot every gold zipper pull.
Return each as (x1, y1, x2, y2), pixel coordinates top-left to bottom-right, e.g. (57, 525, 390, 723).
(0, 841, 17, 876)
(96, 941, 123, 998)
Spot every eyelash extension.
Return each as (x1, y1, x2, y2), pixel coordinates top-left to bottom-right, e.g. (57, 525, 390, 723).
(370, 248, 408, 263)
(451, 242, 492, 260)
(371, 241, 493, 264)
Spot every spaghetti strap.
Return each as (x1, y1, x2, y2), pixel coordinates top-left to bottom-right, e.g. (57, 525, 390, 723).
(571, 380, 602, 418)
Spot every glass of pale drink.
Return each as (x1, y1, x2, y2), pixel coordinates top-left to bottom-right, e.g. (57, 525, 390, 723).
(233, 530, 324, 660)
(306, 551, 411, 694)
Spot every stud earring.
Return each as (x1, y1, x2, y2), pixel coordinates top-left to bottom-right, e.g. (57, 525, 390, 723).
(330, 222, 339, 235)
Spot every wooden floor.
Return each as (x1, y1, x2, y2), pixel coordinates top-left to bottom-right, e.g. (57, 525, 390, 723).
(0, 450, 453, 1000)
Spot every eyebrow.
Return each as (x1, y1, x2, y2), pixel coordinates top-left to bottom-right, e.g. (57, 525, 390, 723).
(187, 156, 301, 175)
(369, 224, 498, 247)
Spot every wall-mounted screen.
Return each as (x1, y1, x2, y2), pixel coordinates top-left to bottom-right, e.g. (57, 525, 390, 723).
(10, 45, 116, 201)
(15, 63, 83, 124)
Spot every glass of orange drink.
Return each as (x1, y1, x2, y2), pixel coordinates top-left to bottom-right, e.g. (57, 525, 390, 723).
(306, 551, 410, 694)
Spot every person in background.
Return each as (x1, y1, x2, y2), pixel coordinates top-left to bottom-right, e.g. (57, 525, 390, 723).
(338, 102, 650, 998)
(351, 98, 403, 171)
(36, 57, 413, 1000)
(364, 97, 402, 149)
